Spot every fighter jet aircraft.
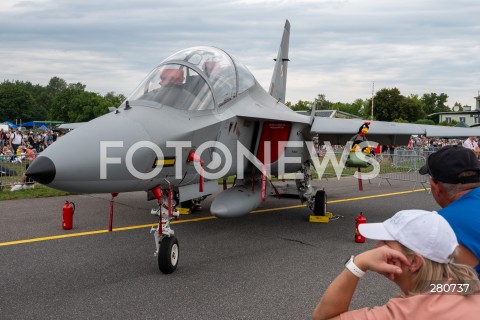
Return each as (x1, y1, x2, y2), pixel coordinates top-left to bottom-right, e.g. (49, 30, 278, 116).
(26, 20, 480, 273)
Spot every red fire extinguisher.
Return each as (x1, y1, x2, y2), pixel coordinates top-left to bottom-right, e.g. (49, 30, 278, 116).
(63, 200, 75, 230)
(355, 212, 366, 243)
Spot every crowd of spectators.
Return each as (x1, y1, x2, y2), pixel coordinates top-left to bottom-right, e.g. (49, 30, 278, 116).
(0, 127, 63, 163)
(0, 127, 64, 191)
(315, 136, 472, 157)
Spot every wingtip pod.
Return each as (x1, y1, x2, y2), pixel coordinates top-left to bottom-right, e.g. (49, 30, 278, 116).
(210, 185, 263, 218)
(268, 19, 290, 103)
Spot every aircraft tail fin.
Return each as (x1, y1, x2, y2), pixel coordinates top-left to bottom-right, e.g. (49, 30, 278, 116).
(268, 20, 290, 103)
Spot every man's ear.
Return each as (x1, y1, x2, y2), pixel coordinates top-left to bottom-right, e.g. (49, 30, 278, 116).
(410, 254, 424, 273)
(429, 178, 440, 193)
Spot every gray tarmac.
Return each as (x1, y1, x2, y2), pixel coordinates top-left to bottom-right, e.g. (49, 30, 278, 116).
(0, 177, 440, 320)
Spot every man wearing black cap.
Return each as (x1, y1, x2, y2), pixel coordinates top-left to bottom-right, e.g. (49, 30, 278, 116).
(419, 145, 480, 277)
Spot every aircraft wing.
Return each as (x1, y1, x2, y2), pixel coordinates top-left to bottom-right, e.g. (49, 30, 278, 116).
(57, 122, 86, 130)
(420, 125, 480, 138)
(311, 117, 480, 145)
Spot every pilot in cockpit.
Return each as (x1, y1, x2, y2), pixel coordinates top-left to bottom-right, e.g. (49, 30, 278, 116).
(159, 68, 185, 86)
(202, 60, 233, 104)
(142, 68, 187, 108)
(203, 60, 220, 78)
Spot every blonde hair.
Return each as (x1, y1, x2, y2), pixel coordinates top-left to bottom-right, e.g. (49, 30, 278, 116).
(400, 245, 479, 297)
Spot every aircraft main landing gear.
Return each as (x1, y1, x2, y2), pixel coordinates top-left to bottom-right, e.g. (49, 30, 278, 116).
(296, 162, 330, 222)
(150, 185, 180, 274)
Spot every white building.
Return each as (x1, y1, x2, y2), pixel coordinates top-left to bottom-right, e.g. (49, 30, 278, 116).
(430, 95, 480, 126)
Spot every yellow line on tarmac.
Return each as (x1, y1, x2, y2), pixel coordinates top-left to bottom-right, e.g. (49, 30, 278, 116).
(0, 188, 428, 247)
(327, 188, 429, 204)
(0, 216, 218, 247)
(251, 188, 429, 213)
(0, 230, 109, 247)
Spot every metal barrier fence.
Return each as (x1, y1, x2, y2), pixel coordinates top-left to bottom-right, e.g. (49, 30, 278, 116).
(317, 147, 432, 189)
(377, 149, 430, 189)
(0, 154, 35, 191)
(376, 148, 433, 189)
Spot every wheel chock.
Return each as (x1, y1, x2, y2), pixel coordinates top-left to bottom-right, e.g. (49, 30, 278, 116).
(177, 207, 191, 215)
(309, 212, 333, 223)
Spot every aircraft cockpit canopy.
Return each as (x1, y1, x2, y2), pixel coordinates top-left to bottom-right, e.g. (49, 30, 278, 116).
(126, 46, 256, 111)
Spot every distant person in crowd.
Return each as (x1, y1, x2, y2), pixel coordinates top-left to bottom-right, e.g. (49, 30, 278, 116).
(36, 134, 44, 152)
(429, 138, 435, 151)
(43, 131, 53, 149)
(0, 128, 5, 147)
(407, 138, 413, 149)
(9, 128, 24, 157)
(6, 129, 12, 142)
(27, 131, 35, 148)
(387, 145, 395, 160)
(312, 210, 480, 320)
(463, 136, 480, 157)
(24, 145, 36, 160)
(0, 146, 12, 161)
(419, 145, 480, 277)
(12, 145, 25, 164)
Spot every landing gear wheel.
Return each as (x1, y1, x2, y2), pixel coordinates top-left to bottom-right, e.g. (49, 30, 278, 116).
(158, 236, 179, 274)
(180, 200, 193, 210)
(313, 190, 326, 216)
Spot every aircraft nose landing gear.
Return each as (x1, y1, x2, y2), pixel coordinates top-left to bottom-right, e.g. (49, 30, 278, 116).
(158, 235, 179, 274)
(150, 184, 180, 274)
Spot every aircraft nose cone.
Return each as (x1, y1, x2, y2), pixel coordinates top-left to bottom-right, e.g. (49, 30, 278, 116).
(26, 156, 56, 185)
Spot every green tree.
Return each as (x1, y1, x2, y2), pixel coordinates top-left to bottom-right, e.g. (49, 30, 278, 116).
(50, 87, 110, 122)
(352, 99, 368, 117)
(368, 88, 403, 121)
(289, 99, 312, 111)
(68, 82, 87, 90)
(104, 91, 126, 108)
(18, 81, 49, 120)
(0, 77, 126, 123)
(312, 94, 332, 110)
(0, 81, 39, 122)
(421, 92, 450, 123)
(407, 94, 426, 119)
(400, 95, 424, 122)
(47, 77, 67, 95)
(368, 88, 423, 122)
(329, 99, 366, 117)
(309, 94, 364, 117)
(415, 119, 435, 125)
(438, 120, 458, 126)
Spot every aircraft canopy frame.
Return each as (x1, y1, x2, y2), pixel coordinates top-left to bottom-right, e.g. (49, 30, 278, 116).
(126, 46, 256, 111)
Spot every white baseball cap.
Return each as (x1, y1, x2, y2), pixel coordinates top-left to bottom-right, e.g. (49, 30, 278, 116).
(359, 210, 458, 263)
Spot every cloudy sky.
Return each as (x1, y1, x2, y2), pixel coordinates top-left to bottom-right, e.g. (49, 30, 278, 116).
(1, 0, 479, 107)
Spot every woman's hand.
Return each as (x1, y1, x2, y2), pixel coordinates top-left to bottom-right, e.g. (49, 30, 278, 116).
(355, 246, 410, 280)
